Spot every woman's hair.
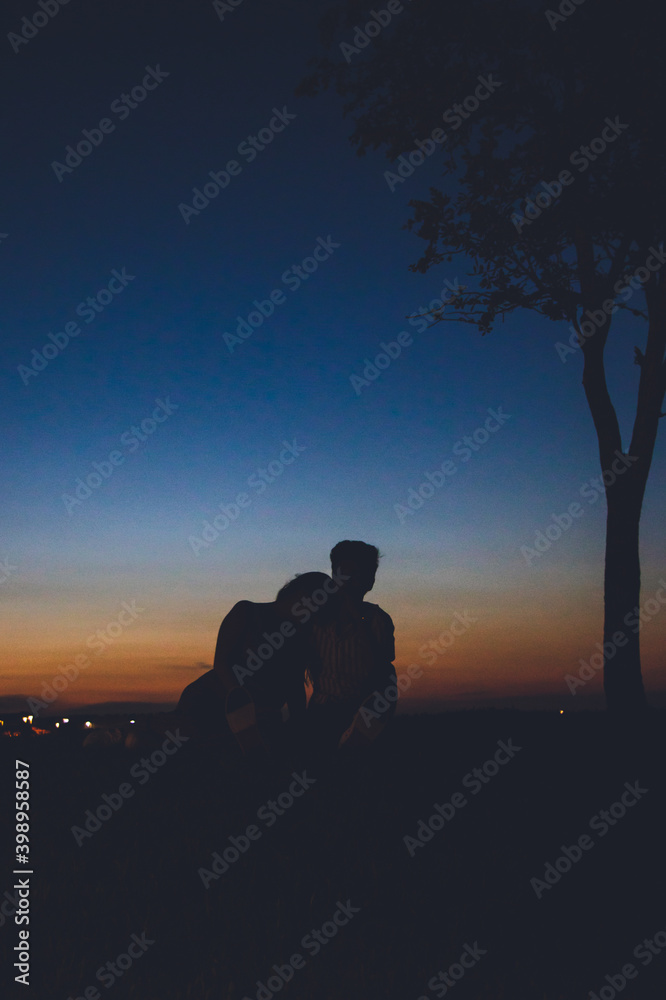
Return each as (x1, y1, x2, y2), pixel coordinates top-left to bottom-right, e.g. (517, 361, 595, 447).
(275, 573, 340, 687)
(275, 571, 333, 605)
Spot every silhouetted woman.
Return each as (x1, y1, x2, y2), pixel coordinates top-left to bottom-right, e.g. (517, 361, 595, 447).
(176, 572, 335, 755)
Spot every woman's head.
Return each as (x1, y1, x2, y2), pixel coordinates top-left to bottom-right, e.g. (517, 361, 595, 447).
(274, 572, 340, 624)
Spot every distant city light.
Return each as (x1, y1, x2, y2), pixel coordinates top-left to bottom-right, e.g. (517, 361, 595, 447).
(62, 718, 69, 723)
(27, 715, 33, 723)
(55, 722, 60, 728)
(85, 721, 92, 728)
(130, 720, 136, 724)
(22, 716, 28, 723)
(559, 710, 564, 715)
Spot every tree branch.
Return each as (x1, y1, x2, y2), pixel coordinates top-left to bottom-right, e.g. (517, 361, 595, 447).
(629, 265, 666, 461)
(607, 234, 633, 290)
(575, 230, 624, 467)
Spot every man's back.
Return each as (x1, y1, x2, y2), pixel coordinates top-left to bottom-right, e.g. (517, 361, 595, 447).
(309, 600, 395, 705)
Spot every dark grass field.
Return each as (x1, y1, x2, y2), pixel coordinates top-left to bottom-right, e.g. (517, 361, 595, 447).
(3, 709, 665, 1000)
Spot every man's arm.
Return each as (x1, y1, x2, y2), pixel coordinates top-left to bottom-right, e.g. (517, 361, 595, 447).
(369, 606, 396, 689)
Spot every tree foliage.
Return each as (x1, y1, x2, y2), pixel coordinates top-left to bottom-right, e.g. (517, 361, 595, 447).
(298, 0, 665, 337)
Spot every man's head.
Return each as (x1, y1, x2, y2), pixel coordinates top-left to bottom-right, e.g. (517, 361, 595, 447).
(330, 540, 381, 601)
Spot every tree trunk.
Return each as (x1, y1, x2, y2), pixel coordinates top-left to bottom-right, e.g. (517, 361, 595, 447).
(603, 479, 646, 715)
(575, 233, 665, 718)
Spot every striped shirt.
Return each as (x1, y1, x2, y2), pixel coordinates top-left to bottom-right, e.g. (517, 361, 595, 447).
(309, 602, 395, 704)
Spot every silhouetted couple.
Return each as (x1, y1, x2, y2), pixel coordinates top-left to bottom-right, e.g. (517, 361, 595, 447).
(176, 540, 397, 759)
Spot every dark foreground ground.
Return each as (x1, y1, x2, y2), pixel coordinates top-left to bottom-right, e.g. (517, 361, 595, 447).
(2, 709, 665, 1000)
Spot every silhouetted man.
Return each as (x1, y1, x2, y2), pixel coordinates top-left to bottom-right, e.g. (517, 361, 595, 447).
(306, 540, 396, 754)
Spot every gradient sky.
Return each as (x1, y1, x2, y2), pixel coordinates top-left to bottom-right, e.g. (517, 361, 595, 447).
(2, 0, 665, 714)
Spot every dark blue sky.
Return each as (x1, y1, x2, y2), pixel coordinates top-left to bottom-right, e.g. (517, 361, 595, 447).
(2, 0, 665, 710)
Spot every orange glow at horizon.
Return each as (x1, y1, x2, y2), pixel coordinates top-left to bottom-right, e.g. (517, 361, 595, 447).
(3, 580, 666, 709)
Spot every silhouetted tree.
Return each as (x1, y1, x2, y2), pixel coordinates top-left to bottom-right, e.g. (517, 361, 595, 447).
(298, 0, 665, 715)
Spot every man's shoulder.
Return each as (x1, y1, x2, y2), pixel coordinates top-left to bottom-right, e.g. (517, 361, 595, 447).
(362, 600, 391, 615)
(362, 602, 394, 627)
